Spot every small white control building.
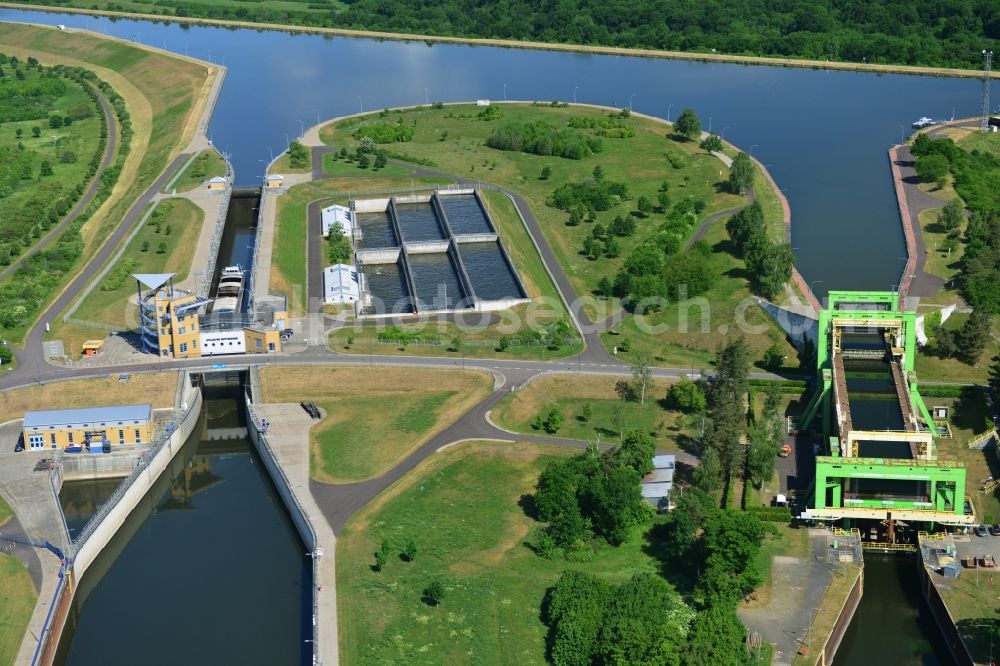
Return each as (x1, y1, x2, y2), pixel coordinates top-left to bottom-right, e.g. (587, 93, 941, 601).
(324, 264, 360, 304)
(321, 205, 353, 238)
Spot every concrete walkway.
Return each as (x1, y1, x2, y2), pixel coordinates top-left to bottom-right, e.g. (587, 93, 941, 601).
(169, 186, 229, 294)
(252, 403, 339, 666)
(890, 144, 947, 299)
(739, 529, 836, 666)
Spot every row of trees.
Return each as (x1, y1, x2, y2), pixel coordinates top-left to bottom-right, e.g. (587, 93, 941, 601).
(911, 133, 998, 365)
(725, 200, 794, 299)
(487, 120, 604, 159)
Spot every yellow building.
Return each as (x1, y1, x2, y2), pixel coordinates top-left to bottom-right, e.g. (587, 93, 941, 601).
(207, 176, 227, 190)
(244, 327, 282, 354)
(22, 404, 153, 451)
(135, 273, 210, 358)
(265, 173, 284, 188)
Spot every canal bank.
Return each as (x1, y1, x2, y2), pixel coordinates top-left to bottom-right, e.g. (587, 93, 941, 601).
(53, 373, 311, 666)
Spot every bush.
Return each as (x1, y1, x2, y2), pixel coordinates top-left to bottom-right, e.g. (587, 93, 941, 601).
(353, 122, 415, 143)
(486, 121, 603, 160)
(548, 178, 630, 212)
(746, 505, 792, 522)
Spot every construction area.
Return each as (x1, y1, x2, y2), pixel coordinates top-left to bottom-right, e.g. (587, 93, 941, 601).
(798, 291, 976, 540)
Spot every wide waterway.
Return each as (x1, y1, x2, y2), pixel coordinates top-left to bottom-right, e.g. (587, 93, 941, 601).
(0, 9, 978, 662)
(0, 7, 983, 294)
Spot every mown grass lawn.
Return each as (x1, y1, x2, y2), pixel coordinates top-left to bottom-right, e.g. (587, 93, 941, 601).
(51, 197, 203, 356)
(323, 152, 410, 176)
(0, 372, 177, 420)
(915, 311, 1000, 384)
(259, 366, 491, 482)
(492, 374, 692, 450)
(320, 103, 746, 319)
(0, 552, 35, 666)
(165, 149, 227, 193)
(337, 441, 667, 665)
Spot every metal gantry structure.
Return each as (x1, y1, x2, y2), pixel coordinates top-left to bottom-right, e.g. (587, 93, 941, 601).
(799, 291, 975, 530)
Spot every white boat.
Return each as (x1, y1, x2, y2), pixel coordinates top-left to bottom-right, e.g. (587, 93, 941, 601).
(211, 265, 244, 313)
(912, 117, 939, 129)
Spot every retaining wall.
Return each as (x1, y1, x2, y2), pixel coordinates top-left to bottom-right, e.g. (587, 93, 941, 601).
(355, 247, 401, 264)
(72, 378, 202, 578)
(453, 232, 499, 243)
(353, 197, 390, 213)
(405, 240, 450, 254)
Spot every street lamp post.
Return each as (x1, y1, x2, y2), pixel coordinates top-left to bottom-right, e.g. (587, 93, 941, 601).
(573, 86, 578, 104)
(267, 146, 274, 164)
(313, 108, 320, 125)
(424, 87, 429, 105)
(667, 104, 674, 123)
(721, 126, 730, 139)
(749, 144, 758, 157)
(628, 93, 636, 111)
(503, 82, 507, 102)
(708, 116, 712, 133)
(899, 125, 905, 145)
(357, 96, 363, 113)
(297, 119, 304, 137)
(284, 132, 290, 148)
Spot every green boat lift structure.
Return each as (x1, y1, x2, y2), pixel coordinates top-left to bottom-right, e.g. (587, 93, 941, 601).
(798, 291, 975, 527)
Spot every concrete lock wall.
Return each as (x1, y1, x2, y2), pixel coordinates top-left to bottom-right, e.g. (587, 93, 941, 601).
(72, 380, 203, 579)
(392, 193, 432, 205)
(244, 400, 315, 551)
(453, 233, 499, 243)
(352, 197, 390, 213)
(405, 240, 450, 254)
(355, 247, 401, 264)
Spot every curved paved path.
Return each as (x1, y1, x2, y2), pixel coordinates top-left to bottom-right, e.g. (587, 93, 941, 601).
(891, 144, 946, 297)
(0, 84, 118, 282)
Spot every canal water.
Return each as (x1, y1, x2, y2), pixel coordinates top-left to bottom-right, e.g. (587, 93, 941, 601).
(460, 241, 525, 301)
(834, 554, 951, 666)
(0, 7, 982, 293)
(356, 211, 397, 248)
(407, 252, 466, 310)
(206, 188, 259, 318)
(441, 195, 494, 235)
(394, 202, 447, 242)
(55, 388, 310, 666)
(361, 261, 410, 314)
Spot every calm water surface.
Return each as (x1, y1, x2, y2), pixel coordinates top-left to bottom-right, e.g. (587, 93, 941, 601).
(0, 7, 983, 292)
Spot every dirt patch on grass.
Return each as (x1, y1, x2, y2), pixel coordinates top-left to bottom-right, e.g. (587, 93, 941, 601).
(0, 372, 177, 422)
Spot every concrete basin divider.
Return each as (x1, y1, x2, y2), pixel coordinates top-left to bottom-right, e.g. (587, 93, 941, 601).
(387, 199, 420, 313)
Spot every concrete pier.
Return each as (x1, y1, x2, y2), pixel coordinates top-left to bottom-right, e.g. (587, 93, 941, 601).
(247, 400, 339, 666)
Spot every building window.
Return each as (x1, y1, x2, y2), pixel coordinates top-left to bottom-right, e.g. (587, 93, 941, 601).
(180, 343, 188, 353)
(135, 429, 141, 442)
(119, 429, 125, 444)
(67, 432, 73, 444)
(255, 339, 262, 350)
(162, 349, 169, 357)
(50, 433, 56, 446)
(268, 342, 275, 352)
(28, 434, 44, 449)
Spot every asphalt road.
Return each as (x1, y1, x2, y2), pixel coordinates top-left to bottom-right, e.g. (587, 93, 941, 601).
(11, 151, 193, 375)
(892, 144, 947, 297)
(0, 84, 118, 282)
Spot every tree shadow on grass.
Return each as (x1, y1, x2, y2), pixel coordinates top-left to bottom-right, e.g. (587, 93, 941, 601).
(518, 493, 539, 521)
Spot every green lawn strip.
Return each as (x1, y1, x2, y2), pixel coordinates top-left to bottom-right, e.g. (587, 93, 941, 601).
(958, 130, 1000, 159)
(164, 149, 227, 192)
(270, 175, 448, 317)
(337, 441, 665, 665)
(492, 374, 689, 449)
(51, 197, 203, 355)
(0, 25, 209, 347)
(323, 152, 410, 176)
(0, 553, 36, 666)
(320, 104, 746, 316)
(271, 150, 311, 174)
(0, 495, 12, 528)
(311, 391, 456, 481)
(601, 218, 798, 369)
(751, 168, 785, 242)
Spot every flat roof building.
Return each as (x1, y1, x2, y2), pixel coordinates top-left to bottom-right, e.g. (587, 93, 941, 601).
(323, 264, 361, 304)
(321, 205, 353, 237)
(23, 404, 153, 451)
(207, 176, 226, 190)
(641, 454, 675, 511)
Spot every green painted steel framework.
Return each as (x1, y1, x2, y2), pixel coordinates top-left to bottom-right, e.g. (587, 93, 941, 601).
(800, 291, 973, 525)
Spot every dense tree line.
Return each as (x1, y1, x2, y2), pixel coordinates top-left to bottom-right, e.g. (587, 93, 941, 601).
(71, 0, 1000, 70)
(352, 122, 415, 144)
(531, 432, 654, 558)
(911, 133, 999, 365)
(725, 200, 794, 300)
(487, 121, 603, 160)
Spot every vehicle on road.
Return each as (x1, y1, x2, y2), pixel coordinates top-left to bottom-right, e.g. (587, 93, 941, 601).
(14, 440, 23, 452)
(975, 524, 989, 537)
(779, 444, 792, 458)
(989, 525, 1000, 536)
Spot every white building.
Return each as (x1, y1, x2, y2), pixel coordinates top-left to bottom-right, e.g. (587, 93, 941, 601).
(322, 204, 353, 238)
(641, 454, 675, 511)
(199, 330, 247, 355)
(324, 264, 360, 304)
